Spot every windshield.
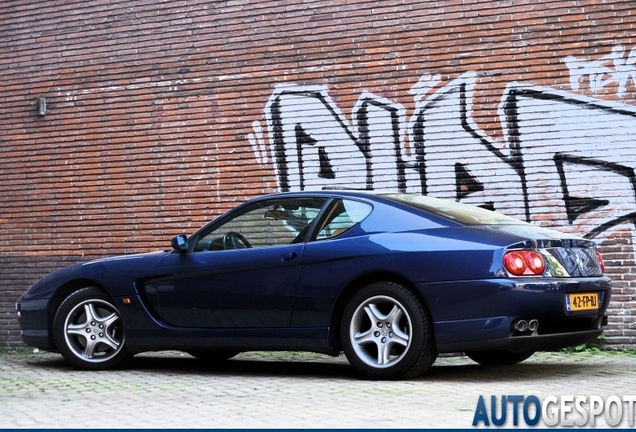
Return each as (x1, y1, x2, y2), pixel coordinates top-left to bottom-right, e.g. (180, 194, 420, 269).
(382, 193, 527, 226)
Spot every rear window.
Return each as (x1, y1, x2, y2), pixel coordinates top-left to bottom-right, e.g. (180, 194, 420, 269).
(382, 193, 527, 226)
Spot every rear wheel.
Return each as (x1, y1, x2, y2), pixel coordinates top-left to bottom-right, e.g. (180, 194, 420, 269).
(340, 282, 437, 380)
(188, 350, 240, 362)
(465, 350, 535, 366)
(53, 287, 131, 370)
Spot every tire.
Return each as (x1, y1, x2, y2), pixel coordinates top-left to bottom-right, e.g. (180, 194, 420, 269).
(465, 350, 535, 366)
(53, 287, 131, 370)
(340, 282, 437, 380)
(188, 350, 240, 362)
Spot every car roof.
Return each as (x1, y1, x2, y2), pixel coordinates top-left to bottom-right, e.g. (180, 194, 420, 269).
(263, 189, 398, 200)
(259, 190, 530, 227)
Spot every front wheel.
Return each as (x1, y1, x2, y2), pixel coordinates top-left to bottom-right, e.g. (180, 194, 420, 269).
(465, 350, 535, 366)
(340, 282, 437, 380)
(53, 287, 131, 370)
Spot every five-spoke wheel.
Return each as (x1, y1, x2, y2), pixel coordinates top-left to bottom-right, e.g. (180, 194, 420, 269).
(341, 282, 437, 380)
(53, 287, 131, 370)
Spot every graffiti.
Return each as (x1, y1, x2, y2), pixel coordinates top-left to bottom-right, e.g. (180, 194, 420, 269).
(502, 84, 636, 242)
(407, 74, 525, 218)
(248, 120, 269, 165)
(565, 45, 636, 97)
(252, 72, 636, 254)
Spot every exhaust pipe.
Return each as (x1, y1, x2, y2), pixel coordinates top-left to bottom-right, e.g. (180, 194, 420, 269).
(513, 319, 528, 332)
(528, 319, 539, 332)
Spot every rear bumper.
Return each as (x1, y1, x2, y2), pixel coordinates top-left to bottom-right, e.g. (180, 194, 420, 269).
(438, 325, 604, 354)
(418, 276, 611, 353)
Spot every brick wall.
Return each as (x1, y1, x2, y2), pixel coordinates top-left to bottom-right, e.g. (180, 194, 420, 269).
(0, 256, 101, 346)
(1, 0, 635, 347)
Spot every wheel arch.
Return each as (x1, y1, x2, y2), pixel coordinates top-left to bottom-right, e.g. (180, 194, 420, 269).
(328, 271, 434, 353)
(47, 279, 111, 350)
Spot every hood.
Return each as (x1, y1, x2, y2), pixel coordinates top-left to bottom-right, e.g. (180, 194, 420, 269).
(21, 250, 170, 301)
(81, 250, 169, 270)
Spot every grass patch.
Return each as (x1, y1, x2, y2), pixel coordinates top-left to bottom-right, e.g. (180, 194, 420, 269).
(561, 333, 636, 355)
(0, 347, 35, 355)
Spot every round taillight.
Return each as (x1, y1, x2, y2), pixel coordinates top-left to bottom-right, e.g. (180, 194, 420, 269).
(596, 251, 606, 273)
(503, 251, 527, 276)
(503, 250, 546, 276)
(525, 250, 545, 275)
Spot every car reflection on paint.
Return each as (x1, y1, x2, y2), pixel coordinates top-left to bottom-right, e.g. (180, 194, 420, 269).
(16, 191, 611, 380)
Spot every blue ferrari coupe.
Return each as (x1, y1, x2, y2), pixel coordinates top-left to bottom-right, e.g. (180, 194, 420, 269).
(16, 191, 611, 379)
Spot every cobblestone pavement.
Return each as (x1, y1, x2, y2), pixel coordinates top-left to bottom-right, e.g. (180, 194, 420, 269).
(0, 348, 635, 429)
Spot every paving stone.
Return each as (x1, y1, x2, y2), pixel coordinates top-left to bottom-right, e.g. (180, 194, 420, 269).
(0, 349, 635, 428)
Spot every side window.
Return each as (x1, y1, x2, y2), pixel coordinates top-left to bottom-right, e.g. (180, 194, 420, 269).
(316, 199, 372, 240)
(193, 197, 328, 251)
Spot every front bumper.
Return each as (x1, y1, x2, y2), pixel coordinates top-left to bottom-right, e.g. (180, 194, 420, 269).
(16, 298, 56, 352)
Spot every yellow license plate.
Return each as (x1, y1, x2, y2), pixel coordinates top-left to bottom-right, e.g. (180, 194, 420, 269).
(566, 293, 599, 311)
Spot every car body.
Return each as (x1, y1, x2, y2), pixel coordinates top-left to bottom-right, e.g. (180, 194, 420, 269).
(16, 191, 611, 379)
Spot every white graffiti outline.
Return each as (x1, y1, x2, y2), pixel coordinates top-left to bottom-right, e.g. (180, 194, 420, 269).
(255, 72, 636, 255)
(565, 45, 636, 97)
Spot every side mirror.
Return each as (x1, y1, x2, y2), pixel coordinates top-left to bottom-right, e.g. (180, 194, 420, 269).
(171, 234, 189, 253)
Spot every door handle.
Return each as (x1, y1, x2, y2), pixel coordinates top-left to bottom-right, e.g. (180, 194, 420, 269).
(282, 252, 298, 262)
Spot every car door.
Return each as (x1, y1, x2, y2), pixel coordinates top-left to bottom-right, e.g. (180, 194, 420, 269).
(146, 196, 329, 329)
(290, 198, 374, 327)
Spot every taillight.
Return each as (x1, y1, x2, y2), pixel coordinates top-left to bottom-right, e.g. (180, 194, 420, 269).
(503, 250, 546, 276)
(503, 251, 526, 276)
(596, 251, 606, 273)
(525, 251, 545, 274)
